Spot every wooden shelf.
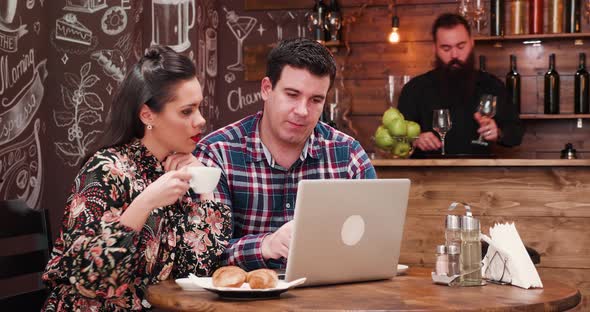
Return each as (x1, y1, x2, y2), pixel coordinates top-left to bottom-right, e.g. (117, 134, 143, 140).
(371, 158, 590, 167)
(519, 114, 590, 119)
(474, 33, 590, 42)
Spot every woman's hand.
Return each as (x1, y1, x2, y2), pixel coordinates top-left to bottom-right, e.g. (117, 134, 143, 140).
(163, 153, 216, 202)
(121, 169, 192, 231)
(163, 153, 203, 172)
(141, 169, 192, 208)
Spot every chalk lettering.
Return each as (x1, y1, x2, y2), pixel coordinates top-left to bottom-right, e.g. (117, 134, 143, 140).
(227, 87, 262, 112)
(0, 48, 35, 98)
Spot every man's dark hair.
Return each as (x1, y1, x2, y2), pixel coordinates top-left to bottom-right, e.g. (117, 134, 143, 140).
(266, 38, 337, 89)
(431, 13, 471, 42)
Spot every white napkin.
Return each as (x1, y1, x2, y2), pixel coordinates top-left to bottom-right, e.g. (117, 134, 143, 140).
(481, 223, 543, 289)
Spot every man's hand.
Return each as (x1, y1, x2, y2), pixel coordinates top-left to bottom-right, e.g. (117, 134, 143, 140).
(474, 112, 500, 142)
(261, 220, 294, 260)
(414, 132, 442, 151)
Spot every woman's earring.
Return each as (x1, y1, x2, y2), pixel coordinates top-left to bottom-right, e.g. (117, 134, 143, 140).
(146, 124, 153, 130)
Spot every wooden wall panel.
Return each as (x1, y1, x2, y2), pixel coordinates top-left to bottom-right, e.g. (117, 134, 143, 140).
(242, 0, 590, 158)
(380, 168, 590, 218)
(400, 216, 590, 269)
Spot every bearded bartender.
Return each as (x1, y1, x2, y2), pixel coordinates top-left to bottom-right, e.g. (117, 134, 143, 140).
(398, 13, 523, 157)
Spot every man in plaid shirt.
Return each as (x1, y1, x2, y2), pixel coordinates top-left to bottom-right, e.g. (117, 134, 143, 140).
(194, 38, 376, 270)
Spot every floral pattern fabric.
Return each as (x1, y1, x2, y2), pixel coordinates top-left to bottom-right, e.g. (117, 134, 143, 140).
(42, 140, 231, 311)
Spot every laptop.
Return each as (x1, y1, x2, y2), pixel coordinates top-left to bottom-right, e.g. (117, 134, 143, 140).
(285, 179, 410, 287)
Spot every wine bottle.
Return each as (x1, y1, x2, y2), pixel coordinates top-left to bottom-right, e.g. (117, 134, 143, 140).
(574, 53, 589, 114)
(564, 0, 582, 33)
(506, 55, 521, 114)
(312, 0, 328, 43)
(479, 55, 487, 72)
(544, 54, 560, 114)
(326, 0, 342, 42)
(490, 0, 505, 36)
(320, 108, 337, 128)
(529, 0, 543, 34)
(509, 0, 526, 35)
(548, 0, 564, 33)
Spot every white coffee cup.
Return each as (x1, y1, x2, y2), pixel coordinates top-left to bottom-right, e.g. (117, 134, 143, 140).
(187, 166, 221, 194)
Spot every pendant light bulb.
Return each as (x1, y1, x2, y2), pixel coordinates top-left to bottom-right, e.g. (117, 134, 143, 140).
(388, 16, 400, 43)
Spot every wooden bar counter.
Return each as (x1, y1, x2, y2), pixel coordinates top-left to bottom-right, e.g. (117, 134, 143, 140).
(373, 158, 590, 309)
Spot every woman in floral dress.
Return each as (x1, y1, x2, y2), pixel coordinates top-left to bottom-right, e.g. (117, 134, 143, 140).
(42, 46, 231, 311)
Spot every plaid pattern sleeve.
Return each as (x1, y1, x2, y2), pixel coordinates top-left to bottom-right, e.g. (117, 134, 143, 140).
(194, 112, 376, 270)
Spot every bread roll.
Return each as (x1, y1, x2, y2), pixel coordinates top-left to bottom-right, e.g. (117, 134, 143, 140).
(212, 266, 247, 288)
(247, 269, 279, 289)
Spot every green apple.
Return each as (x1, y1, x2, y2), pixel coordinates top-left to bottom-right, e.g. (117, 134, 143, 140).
(374, 126, 394, 149)
(406, 121, 421, 138)
(392, 141, 411, 158)
(386, 119, 407, 137)
(382, 107, 404, 126)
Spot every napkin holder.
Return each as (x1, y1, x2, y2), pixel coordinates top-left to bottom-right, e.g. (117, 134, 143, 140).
(431, 272, 461, 286)
(481, 223, 543, 289)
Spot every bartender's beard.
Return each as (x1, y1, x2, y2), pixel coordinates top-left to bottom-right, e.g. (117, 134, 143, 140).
(434, 52, 477, 108)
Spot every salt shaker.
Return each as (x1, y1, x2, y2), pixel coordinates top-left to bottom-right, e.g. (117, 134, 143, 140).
(435, 245, 448, 275)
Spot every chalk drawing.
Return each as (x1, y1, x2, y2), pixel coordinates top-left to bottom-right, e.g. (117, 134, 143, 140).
(227, 87, 262, 113)
(224, 72, 235, 84)
(114, 33, 133, 58)
(0, 56, 48, 145)
(91, 49, 126, 82)
(101, 6, 127, 35)
(63, 0, 107, 13)
(257, 23, 265, 36)
(0, 0, 29, 53)
(53, 62, 104, 167)
(0, 118, 43, 208)
(224, 8, 256, 71)
(55, 13, 93, 46)
(151, 0, 195, 52)
(267, 11, 294, 42)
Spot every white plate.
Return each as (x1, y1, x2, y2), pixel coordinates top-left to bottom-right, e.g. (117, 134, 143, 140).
(182, 274, 307, 300)
(397, 264, 409, 275)
(175, 278, 206, 291)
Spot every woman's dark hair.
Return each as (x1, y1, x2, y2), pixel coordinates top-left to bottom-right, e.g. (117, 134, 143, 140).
(99, 45, 196, 150)
(266, 38, 337, 89)
(431, 13, 471, 42)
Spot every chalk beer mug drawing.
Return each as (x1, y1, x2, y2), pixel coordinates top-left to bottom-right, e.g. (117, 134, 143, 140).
(151, 0, 196, 52)
(0, 0, 18, 25)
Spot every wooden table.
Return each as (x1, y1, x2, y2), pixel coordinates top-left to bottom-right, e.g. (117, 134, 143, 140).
(373, 159, 590, 307)
(146, 268, 581, 311)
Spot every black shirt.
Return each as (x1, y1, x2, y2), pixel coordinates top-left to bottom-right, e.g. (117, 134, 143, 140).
(398, 69, 523, 157)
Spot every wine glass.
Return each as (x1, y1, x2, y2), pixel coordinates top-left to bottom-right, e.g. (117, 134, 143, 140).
(471, 94, 497, 146)
(267, 11, 294, 42)
(385, 75, 396, 107)
(307, 10, 327, 42)
(471, 0, 487, 34)
(433, 109, 452, 155)
(326, 10, 342, 42)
